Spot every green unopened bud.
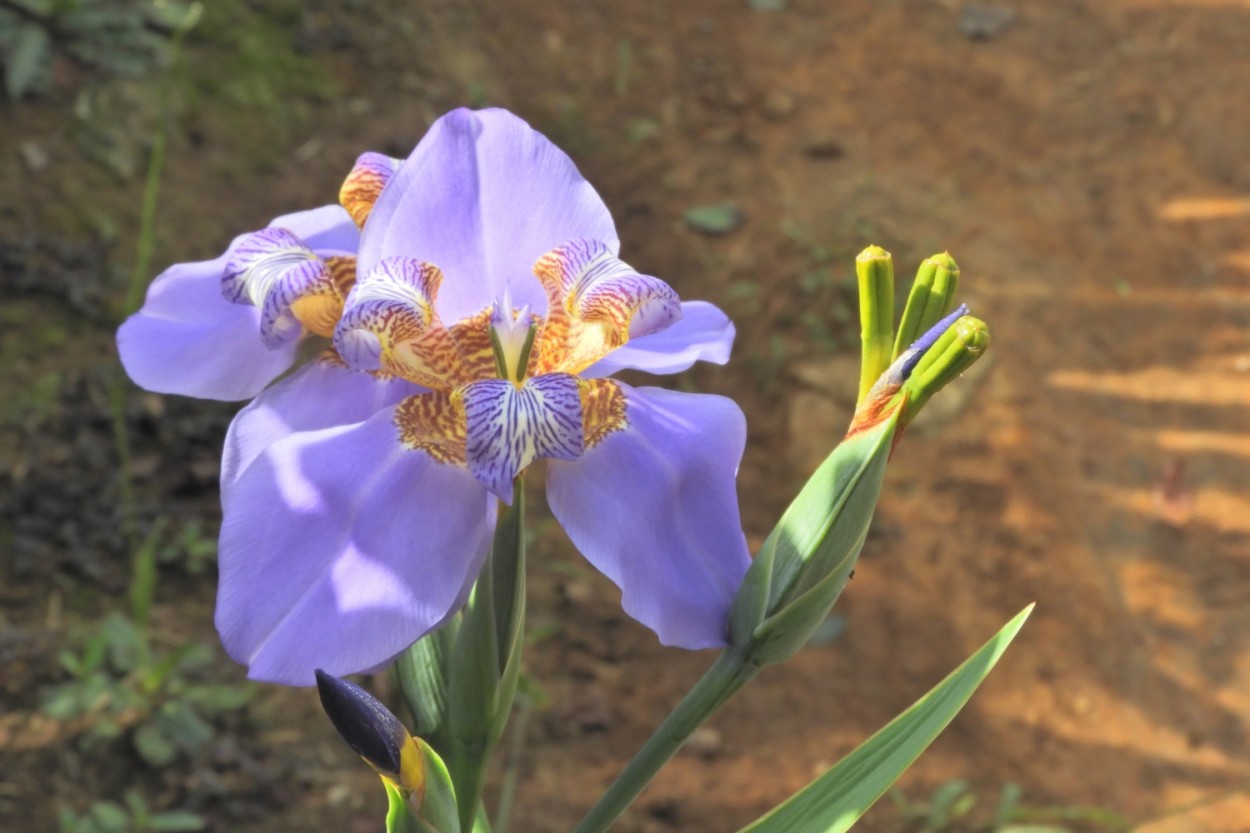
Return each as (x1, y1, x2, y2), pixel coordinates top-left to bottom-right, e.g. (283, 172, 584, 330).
(856, 245, 895, 405)
(898, 315, 989, 428)
(729, 413, 898, 666)
(892, 252, 960, 360)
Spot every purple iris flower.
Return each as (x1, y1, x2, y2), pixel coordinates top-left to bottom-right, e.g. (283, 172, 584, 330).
(118, 108, 750, 686)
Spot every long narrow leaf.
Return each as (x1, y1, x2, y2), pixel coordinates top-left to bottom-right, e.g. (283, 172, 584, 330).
(739, 604, 1033, 833)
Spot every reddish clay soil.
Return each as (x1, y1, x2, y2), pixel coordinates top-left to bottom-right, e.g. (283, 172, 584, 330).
(3, 1, 1250, 831)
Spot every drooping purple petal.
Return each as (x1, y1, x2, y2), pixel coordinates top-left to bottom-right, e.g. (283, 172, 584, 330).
(221, 355, 423, 491)
(462, 373, 584, 501)
(117, 205, 359, 401)
(216, 405, 494, 685)
(582, 301, 736, 379)
(546, 384, 751, 649)
(359, 108, 618, 323)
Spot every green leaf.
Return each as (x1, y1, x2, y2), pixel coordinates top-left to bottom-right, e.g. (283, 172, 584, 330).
(147, 810, 207, 832)
(101, 612, 146, 673)
(398, 625, 456, 749)
(156, 700, 214, 754)
(5, 22, 50, 100)
(683, 202, 744, 236)
(738, 605, 1033, 833)
(129, 520, 166, 629)
(88, 801, 129, 833)
(133, 719, 177, 767)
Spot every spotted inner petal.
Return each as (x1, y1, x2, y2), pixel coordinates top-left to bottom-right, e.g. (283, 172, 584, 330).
(395, 390, 467, 465)
(459, 374, 585, 500)
(581, 378, 629, 449)
(223, 227, 347, 347)
(340, 152, 402, 229)
(532, 239, 682, 375)
(335, 257, 470, 390)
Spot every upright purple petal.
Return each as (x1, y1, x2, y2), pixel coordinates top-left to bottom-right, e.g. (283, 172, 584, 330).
(216, 406, 494, 684)
(359, 108, 618, 323)
(583, 301, 736, 379)
(222, 355, 423, 490)
(546, 384, 751, 649)
(117, 205, 359, 401)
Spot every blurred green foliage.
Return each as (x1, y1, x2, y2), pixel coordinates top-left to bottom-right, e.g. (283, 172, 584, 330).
(40, 524, 250, 768)
(59, 791, 205, 833)
(890, 778, 1132, 833)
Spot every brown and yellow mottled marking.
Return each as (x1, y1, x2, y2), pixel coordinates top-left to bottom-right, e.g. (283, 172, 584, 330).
(448, 307, 499, 383)
(395, 392, 467, 465)
(581, 378, 628, 449)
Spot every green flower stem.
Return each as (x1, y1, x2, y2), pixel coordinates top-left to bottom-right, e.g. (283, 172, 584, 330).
(571, 649, 760, 833)
(446, 480, 526, 833)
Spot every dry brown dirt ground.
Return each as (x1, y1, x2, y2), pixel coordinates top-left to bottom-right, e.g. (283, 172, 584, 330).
(3, 1, 1250, 831)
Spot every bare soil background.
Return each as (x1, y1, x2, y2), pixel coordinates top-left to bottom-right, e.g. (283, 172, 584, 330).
(3, 1, 1250, 831)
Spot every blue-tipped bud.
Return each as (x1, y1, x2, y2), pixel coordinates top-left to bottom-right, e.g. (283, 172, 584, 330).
(315, 669, 425, 796)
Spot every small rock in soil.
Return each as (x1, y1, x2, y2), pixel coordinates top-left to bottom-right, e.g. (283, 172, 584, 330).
(803, 137, 845, 159)
(958, 4, 1017, 40)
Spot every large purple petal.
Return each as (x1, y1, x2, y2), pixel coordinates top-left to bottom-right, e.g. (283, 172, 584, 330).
(216, 405, 494, 685)
(546, 384, 750, 649)
(359, 108, 618, 323)
(583, 301, 736, 379)
(222, 355, 423, 491)
(117, 205, 359, 401)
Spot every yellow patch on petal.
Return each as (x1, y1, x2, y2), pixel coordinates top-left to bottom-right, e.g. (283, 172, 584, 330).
(581, 378, 628, 449)
(395, 391, 467, 465)
(282, 256, 355, 338)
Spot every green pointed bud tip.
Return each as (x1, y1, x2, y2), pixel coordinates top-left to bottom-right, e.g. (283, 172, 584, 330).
(925, 251, 959, 273)
(856, 244, 891, 263)
(315, 669, 425, 794)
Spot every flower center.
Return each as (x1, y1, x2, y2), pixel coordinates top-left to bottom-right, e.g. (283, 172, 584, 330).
(487, 292, 538, 383)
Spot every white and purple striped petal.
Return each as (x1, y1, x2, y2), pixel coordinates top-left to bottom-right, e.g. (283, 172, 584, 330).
(216, 404, 495, 685)
(223, 227, 340, 347)
(118, 204, 358, 401)
(461, 373, 584, 501)
(541, 238, 681, 340)
(359, 108, 618, 323)
(583, 301, 736, 378)
(547, 384, 751, 649)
